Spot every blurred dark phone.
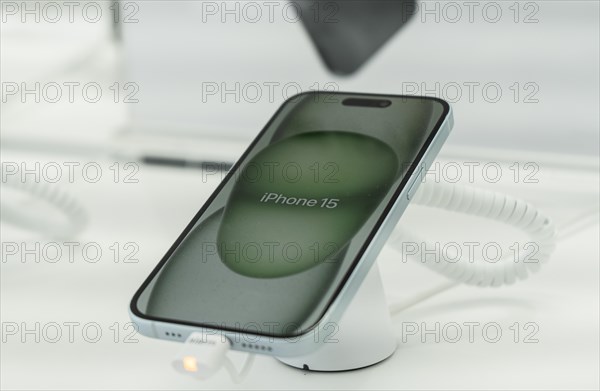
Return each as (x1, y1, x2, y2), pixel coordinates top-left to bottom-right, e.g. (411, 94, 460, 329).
(298, 0, 417, 75)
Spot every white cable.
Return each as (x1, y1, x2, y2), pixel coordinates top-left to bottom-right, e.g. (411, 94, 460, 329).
(388, 181, 557, 288)
(0, 176, 88, 239)
(556, 207, 600, 241)
(173, 332, 254, 383)
(222, 354, 256, 384)
(388, 280, 458, 315)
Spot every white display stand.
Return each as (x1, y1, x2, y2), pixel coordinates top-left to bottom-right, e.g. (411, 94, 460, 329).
(277, 264, 397, 371)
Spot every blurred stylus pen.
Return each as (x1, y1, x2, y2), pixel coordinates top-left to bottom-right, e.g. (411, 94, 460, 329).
(140, 156, 233, 171)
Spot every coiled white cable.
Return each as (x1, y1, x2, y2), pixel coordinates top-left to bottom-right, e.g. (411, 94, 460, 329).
(388, 181, 557, 287)
(0, 176, 88, 239)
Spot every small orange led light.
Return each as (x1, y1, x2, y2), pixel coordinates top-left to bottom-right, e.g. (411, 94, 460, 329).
(182, 356, 198, 372)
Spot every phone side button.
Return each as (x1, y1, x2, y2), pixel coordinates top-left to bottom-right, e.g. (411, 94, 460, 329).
(407, 167, 423, 200)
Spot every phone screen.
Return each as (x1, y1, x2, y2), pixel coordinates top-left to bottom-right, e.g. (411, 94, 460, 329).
(132, 93, 448, 338)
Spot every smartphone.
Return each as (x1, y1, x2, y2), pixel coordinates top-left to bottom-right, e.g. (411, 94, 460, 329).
(130, 92, 453, 357)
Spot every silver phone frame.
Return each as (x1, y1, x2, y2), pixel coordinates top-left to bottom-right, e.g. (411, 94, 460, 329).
(129, 92, 454, 358)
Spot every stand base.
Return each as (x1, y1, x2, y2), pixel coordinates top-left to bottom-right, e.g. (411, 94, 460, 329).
(277, 264, 397, 371)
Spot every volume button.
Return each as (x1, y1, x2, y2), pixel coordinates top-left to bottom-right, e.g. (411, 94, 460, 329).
(407, 167, 423, 200)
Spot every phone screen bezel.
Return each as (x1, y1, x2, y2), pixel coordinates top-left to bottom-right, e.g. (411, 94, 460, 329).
(130, 92, 450, 338)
